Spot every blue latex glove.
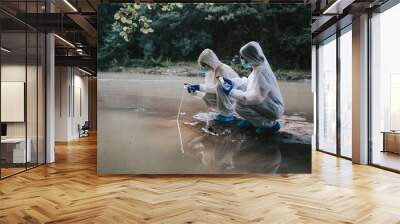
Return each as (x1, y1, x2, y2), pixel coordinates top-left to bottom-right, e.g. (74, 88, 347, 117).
(187, 84, 200, 94)
(221, 78, 233, 95)
(215, 114, 235, 123)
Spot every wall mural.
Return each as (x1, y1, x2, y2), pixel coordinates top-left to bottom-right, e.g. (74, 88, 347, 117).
(97, 3, 312, 174)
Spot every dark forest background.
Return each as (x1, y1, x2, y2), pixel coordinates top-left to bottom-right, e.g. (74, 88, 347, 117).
(98, 3, 311, 74)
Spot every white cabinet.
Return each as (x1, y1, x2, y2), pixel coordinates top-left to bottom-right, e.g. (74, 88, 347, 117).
(1, 138, 32, 163)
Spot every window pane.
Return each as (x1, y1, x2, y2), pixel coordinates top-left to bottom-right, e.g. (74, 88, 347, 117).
(38, 33, 45, 165)
(27, 30, 38, 169)
(371, 4, 400, 170)
(340, 28, 352, 158)
(1, 31, 27, 177)
(318, 36, 337, 154)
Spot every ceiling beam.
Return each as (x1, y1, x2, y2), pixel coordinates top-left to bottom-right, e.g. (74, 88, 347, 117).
(67, 13, 97, 37)
(55, 55, 96, 71)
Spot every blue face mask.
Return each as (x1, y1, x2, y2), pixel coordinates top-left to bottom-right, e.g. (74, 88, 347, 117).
(199, 67, 208, 75)
(241, 58, 250, 70)
(200, 63, 211, 75)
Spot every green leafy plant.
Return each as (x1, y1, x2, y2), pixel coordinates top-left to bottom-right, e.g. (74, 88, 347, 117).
(113, 3, 183, 41)
(98, 3, 311, 77)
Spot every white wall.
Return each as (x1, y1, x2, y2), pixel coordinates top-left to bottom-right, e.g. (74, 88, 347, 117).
(1, 63, 46, 164)
(1, 65, 39, 138)
(55, 67, 89, 141)
(71, 72, 89, 138)
(1, 65, 27, 141)
(55, 66, 70, 141)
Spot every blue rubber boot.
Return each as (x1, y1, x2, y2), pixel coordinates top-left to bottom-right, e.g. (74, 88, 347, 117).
(256, 121, 281, 134)
(236, 119, 253, 128)
(214, 114, 235, 123)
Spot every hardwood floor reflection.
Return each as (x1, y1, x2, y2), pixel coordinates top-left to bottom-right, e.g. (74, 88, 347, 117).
(0, 167, 25, 178)
(0, 134, 400, 223)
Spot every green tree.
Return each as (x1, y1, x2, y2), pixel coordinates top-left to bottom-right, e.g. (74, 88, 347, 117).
(98, 3, 311, 72)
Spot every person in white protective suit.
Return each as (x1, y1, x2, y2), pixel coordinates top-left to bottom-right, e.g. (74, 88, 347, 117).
(221, 41, 284, 134)
(186, 49, 240, 122)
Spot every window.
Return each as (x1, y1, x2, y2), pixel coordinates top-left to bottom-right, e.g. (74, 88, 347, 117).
(370, 3, 400, 171)
(339, 27, 352, 158)
(317, 35, 337, 154)
(0, 2, 46, 179)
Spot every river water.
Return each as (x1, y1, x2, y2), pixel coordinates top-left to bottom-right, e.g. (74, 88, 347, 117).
(97, 72, 312, 174)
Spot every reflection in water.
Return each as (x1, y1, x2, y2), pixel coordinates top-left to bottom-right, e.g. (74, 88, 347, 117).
(186, 134, 282, 173)
(182, 111, 283, 173)
(180, 110, 310, 174)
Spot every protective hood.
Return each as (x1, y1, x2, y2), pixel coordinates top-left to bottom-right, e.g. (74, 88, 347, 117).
(197, 49, 239, 94)
(231, 41, 284, 115)
(239, 41, 266, 66)
(198, 49, 222, 70)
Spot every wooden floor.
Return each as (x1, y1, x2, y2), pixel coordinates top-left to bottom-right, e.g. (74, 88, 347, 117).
(1, 135, 400, 224)
(1, 167, 26, 178)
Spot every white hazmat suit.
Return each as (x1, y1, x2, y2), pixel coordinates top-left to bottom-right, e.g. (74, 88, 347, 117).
(197, 49, 240, 115)
(230, 42, 284, 128)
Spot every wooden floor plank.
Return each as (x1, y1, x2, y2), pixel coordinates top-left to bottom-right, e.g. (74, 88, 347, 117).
(0, 134, 400, 223)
